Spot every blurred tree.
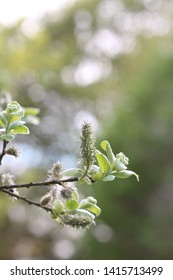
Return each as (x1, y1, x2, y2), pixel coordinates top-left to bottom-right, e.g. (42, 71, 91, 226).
(0, 0, 173, 259)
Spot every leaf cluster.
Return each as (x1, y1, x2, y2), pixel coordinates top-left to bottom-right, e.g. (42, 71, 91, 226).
(0, 97, 139, 230)
(51, 193, 101, 229)
(61, 136, 139, 184)
(47, 123, 138, 229)
(0, 101, 39, 142)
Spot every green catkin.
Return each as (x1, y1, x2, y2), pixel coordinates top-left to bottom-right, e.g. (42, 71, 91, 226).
(80, 121, 96, 174)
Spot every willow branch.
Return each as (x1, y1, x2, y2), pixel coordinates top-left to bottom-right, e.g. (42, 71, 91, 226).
(0, 176, 94, 213)
(0, 140, 8, 166)
(1, 188, 52, 213)
(0, 177, 79, 191)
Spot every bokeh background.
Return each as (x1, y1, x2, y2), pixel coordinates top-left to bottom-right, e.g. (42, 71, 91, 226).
(0, 0, 173, 259)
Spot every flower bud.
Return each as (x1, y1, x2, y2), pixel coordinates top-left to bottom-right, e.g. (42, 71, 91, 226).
(40, 193, 52, 207)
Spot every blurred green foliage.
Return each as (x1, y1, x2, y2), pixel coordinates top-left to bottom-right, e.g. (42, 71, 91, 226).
(0, 0, 173, 259)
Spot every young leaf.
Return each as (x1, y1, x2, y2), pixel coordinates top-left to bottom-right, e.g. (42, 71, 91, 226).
(7, 101, 24, 117)
(100, 140, 107, 151)
(86, 204, 101, 217)
(86, 196, 97, 204)
(112, 157, 127, 171)
(23, 107, 40, 125)
(79, 197, 101, 217)
(52, 199, 65, 217)
(23, 115, 40, 125)
(115, 170, 139, 181)
(101, 140, 116, 167)
(0, 113, 7, 127)
(84, 176, 92, 185)
(96, 151, 110, 174)
(10, 115, 22, 123)
(72, 190, 79, 201)
(24, 107, 40, 116)
(116, 152, 129, 165)
(1, 112, 9, 125)
(66, 199, 79, 211)
(79, 201, 101, 217)
(0, 134, 15, 141)
(0, 119, 5, 127)
(102, 175, 116, 181)
(11, 125, 30, 135)
(90, 164, 100, 173)
(92, 171, 105, 181)
(9, 121, 25, 130)
(77, 177, 85, 185)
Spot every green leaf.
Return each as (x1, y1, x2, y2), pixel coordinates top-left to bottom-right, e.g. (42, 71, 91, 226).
(52, 199, 65, 217)
(10, 110, 24, 117)
(103, 175, 116, 181)
(0, 119, 5, 127)
(86, 196, 97, 204)
(24, 115, 40, 125)
(100, 140, 107, 151)
(101, 140, 116, 167)
(0, 112, 8, 126)
(24, 107, 40, 116)
(90, 164, 100, 173)
(79, 201, 101, 217)
(55, 216, 61, 223)
(0, 134, 15, 141)
(72, 190, 79, 201)
(66, 199, 79, 211)
(115, 170, 139, 181)
(86, 204, 101, 217)
(11, 125, 30, 135)
(84, 176, 92, 185)
(9, 121, 25, 130)
(90, 165, 103, 181)
(10, 115, 22, 123)
(79, 198, 101, 217)
(7, 101, 24, 117)
(92, 172, 105, 181)
(100, 141, 128, 171)
(96, 151, 110, 174)
(112, 158, 127, 171)
(61, 168, 81, 177)
(116, 152, 129, 165)
(77, 177, 85, 185)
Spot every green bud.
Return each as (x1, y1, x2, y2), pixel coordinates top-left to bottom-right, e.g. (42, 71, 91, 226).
(116, 152, 129, 165)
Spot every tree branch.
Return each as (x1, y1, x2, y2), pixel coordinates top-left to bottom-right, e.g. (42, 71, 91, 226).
(1, 188, 52, 213)
(0, 177, 79, 190)
(0, 140, 8, 165)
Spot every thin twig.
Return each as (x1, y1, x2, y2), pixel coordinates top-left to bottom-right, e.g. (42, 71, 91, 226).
(0, 140, 8, 165)
(0, 177, 79, 190)
(1, 188, 52, 213)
